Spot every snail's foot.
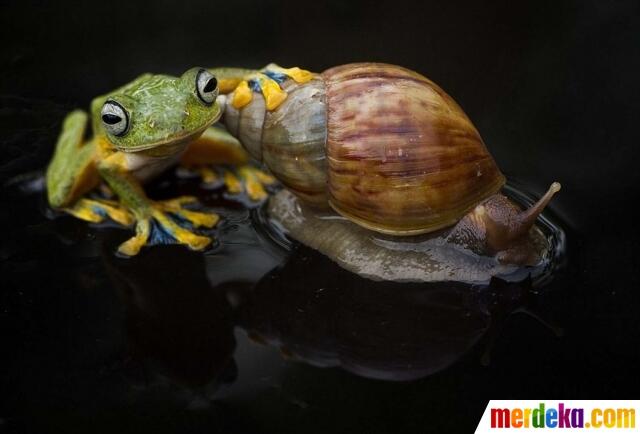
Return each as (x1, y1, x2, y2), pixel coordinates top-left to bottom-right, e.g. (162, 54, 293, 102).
(117, 196, 218, 256)
(231, 65, 314, 111)
(63, 198, 134, 226)
(223, 165, 278, 203)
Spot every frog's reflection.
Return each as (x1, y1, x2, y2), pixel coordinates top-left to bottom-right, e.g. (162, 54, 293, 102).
(102, 234, 538, 386)
(102, 243, 237, 388)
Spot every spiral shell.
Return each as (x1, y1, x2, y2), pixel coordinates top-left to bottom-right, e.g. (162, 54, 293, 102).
(224, 63, 505, 235)
(323, 63, 504, 234)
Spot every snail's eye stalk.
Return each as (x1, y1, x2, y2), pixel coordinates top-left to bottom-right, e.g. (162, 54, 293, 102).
(479, 182, 562, 252)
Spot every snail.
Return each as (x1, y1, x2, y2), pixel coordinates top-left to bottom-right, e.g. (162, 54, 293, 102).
(210, 63, 562, 282)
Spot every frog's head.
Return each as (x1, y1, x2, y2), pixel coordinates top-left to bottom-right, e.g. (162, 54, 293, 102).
(97, 68, 221, 154)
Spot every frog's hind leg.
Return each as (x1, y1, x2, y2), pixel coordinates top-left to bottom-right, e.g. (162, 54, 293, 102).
(116, 197, 219, 257)
(46, 110, 133, 226)
(180, 126, 277, 204)
(181, 126, 249, 168)
(98, 155, 219, 256)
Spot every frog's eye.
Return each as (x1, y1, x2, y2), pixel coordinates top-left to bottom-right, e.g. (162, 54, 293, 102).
(101, 100, 129, 137)
(196, 69, 218, 105)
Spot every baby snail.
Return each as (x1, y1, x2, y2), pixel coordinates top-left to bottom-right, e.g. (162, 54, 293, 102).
(211, 63, 562, 283)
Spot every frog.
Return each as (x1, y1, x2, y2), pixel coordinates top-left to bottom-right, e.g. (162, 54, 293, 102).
(46, 67, 276, 256)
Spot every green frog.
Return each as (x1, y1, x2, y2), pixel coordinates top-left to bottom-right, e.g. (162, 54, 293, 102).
(46, 67, 275, 256)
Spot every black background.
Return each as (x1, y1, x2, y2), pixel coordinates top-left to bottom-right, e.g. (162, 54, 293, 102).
(2, 0, 639, 231)
(1, 0, 640, 433)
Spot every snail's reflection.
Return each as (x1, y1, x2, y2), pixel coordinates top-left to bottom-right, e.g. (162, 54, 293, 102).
(239, 245, 538, 381)
(101, 232, 545, 386)
(102, 243, 237, 388)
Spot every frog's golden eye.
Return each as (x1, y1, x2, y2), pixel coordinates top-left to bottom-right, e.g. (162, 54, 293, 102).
(101, 100, 129, 137)
(196, 69, 218, 105)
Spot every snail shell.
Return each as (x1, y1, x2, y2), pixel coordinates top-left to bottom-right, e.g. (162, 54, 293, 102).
(223, 63, 505, 235)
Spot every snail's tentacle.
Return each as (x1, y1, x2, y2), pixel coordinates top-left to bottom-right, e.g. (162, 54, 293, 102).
(516, 182, 562, 232)
(479, 182, 561, 253)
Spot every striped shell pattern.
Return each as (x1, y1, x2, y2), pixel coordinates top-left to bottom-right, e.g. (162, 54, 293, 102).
(223, 63, 505, 235)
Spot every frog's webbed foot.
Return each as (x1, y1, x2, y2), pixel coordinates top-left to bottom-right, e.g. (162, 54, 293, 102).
(231, 65, 314, 111)
(180, 126, 279, 205)
(223, 164, 278, 203)
(63, 198, 134, 226)
(184, 164, 277, 205)
(117, 197, 219, 256)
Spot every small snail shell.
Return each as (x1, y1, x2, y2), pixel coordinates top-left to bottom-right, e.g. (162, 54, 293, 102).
(223, 63, 505, 235)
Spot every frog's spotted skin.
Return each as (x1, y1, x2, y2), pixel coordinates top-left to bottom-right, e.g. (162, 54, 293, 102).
(46, 67, 273, 256)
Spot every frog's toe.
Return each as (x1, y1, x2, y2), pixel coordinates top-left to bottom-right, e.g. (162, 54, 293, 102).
(238, 165, 276, 202)
(149, 198, 217, 250)
(249, 166, 278, 187)
(223, 165, 278, 204)
(117, 219, 152, 256)
(223, 169, 244, 195)
(158, 195, 199, 207)
(197, 167, 222, 187)
(149, 210, 213, 251)
(155, 197, 220, 228)
(178, 166, 224, 188)
(116, 198, 218, 256)
(65, 198, 134, 226)
(231, 66, 314, 111)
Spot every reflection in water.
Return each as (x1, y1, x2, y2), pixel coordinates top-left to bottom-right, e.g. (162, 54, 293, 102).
(102, 244, 237, 388)
(100, 228, 547, 385)
(11, 168, 563, 389)
(239, 245, 538, 381)
(1, 96, 591, 432)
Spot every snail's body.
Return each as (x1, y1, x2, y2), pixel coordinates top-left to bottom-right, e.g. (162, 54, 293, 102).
(211, 63, 560, 272)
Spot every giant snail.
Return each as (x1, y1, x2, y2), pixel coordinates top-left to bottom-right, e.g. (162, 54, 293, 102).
(208, 63, 562, 283)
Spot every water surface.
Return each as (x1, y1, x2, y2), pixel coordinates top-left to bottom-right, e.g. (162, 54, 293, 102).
(0, 96, 637, 434)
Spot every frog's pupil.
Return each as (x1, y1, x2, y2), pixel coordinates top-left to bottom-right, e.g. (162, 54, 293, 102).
(102, 114, 122, 125)
(203, 77, 217, 93)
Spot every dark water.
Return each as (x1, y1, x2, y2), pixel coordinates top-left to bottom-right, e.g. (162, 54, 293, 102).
(1, 94, 638, 434)
(3, 0, 640, 431)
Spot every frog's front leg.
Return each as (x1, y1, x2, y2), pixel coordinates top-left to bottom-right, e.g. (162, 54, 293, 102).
(46, 110, 133, 226)
(210, 64, 314, 111)
(98, 152, 219, 256)
(180, 126, 277, 203)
